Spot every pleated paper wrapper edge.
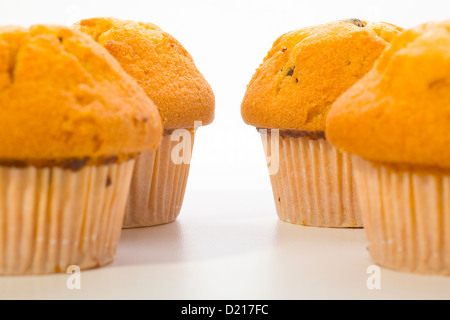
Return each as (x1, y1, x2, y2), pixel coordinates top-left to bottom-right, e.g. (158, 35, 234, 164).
(260, 130, 361, 228)
(124, 131, 195, 228)
(0, 160, 135, 275)
(353, 156, 450, 275)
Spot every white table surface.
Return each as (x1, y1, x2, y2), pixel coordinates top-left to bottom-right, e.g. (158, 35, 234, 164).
(1, 187, 450, 300)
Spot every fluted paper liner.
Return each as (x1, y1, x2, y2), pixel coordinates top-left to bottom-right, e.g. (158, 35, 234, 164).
(0, 160, 135, 275)
(260, 130, 361, 227)
(124, 131, 195, 228)
(353, 156, 450, 275)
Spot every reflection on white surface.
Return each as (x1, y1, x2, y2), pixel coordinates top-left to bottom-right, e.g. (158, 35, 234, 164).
(2, 215, 450, 300)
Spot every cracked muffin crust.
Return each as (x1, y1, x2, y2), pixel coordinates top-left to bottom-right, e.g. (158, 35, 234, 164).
(0, 24, 162, 166)
(241, 19, 403, 131)
(74, 17, 215, 129)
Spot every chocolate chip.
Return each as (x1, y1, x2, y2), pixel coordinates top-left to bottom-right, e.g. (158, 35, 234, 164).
(0, 159, 27, 168)
(104, 156, 119, 165)
(286, 67, 295, 77)
(344, 18, 366, 27)
(256, 128, 326, 140)
(279, 130, 325, 140)
(60, 157, 90, 172)
(163, 128, 176, 135)
(106, 176, 112, 187)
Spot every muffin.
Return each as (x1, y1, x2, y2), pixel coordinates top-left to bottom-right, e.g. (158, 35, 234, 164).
(327, 21, 450, 274)
(74, 18, 215, 228)
(241, 19, 403, 227)
(0, 25, 162, 275)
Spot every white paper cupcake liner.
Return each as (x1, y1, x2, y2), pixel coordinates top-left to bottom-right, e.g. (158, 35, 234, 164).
(353, 156, 450, 275)
(0, 160, 135, 275)
(123, 131, 195, 228)
(260, 130, 361, 227)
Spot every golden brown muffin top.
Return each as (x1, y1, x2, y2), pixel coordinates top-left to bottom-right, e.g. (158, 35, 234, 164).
(74, 17, 215, 129)
(0, 25, 162, 166)
(326, 21, 450, 169)
(241, 19, 403, 131)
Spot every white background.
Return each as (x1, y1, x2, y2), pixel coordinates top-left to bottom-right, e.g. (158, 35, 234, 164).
(1, 0, 450, 300)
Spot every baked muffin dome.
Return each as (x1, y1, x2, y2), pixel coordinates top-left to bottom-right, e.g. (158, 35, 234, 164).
(326, 21, 450, 169)
(241, 19, 403, 131)
(74, 17, 215, 129)
(0, 25, 162, 165)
